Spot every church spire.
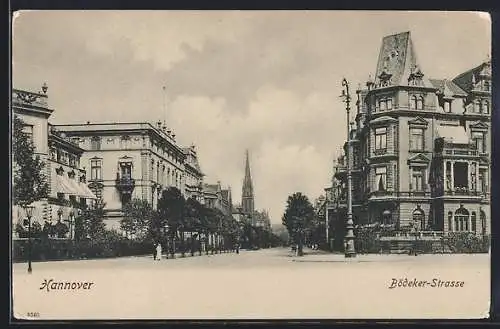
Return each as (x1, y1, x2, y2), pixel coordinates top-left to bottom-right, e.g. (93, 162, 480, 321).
(242, 149, 254, 216)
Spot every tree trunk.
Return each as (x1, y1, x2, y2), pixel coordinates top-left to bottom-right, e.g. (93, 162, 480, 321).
(181, 231, 185, 257)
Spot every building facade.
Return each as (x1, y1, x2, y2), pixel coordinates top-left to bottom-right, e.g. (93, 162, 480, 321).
(55, 121, 204, 230)
(12, 86, 96, 239)
(327, 32, 490, 239)
(202, 181, 233, 217)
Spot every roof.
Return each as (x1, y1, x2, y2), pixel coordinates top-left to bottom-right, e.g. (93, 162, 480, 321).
(452, 60, 491, 93)
(429, 79, 468, 97)
(435, 125, 470, 144)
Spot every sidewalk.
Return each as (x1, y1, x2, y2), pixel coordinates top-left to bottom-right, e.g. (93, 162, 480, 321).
(288, 249, 489, 263)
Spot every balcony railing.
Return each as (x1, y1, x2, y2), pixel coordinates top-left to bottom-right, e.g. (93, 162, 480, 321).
(443, 149, 478, 156)
(442, 187, 485, 197)
(368, 190, 431, 198)
(115, 176, 135, 193)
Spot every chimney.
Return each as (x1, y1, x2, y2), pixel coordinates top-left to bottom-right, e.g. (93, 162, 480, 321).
(157, 120, 162, 129)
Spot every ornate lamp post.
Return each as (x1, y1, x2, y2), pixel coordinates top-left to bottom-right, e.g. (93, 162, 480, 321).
(340, 78, 357, 258)
(22, 205, 35, 273)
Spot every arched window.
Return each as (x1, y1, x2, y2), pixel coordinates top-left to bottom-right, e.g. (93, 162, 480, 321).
(417, 97, 424, 110)
(471, 212, 477, 233)
(482, 100, 489, 114)
(448, 212, 453, 232)
(379, 99, 386, 111)
(410, 96, 417, 110)
(474, 100, 481, 113)
(454, 207, 469, 232)
(412, 208, 425, 231)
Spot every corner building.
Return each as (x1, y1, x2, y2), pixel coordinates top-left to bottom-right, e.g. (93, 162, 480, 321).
(55, 121, 204, 230)
(330, 32, 490, 236)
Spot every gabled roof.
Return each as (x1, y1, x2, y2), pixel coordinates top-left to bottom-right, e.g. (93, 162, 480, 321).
(452, 60, 491, 93)
(429, 79, 468, 97)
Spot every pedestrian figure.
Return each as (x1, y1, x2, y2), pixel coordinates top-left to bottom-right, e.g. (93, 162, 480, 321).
(156, 243, 162, 261)
(153, 243, 157, 260)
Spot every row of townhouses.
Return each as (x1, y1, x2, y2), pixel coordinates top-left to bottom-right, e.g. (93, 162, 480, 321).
(12, 86, 234, 238)
(323, 32, 490, 247)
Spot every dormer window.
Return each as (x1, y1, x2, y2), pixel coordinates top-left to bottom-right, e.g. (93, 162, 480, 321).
(443, 100, 451, 113)
(482, 100, 490, 114)
(410, 94, 424, 110)
(484, 81, 490, 92)
(473, 100, 481, 113)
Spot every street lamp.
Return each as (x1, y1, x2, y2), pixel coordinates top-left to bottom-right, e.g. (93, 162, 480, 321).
(22, 205, 35, 274)
(340, 78, 357, 258)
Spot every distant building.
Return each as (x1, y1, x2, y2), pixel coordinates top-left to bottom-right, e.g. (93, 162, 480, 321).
(12, 86, 96, 239)
(241, 150, 255, 220)
(327, 31, 490, 247)
(202, 181, 233, 217)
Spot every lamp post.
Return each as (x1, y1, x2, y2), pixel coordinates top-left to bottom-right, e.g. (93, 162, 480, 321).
(340, 78, 357, 258)
(22, 205, 35, 273)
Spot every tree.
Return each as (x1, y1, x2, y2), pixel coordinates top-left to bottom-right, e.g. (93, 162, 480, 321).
(74, 201, 106, 243)
(121, 199, 155, 241)
(12, 115, 49, 207)
(282, 192, 315, 256)
(158, 187, 185, 258)
(184, 197, 202, 256)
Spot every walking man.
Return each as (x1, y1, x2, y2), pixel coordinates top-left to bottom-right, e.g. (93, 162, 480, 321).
(156, 243, 162, 261)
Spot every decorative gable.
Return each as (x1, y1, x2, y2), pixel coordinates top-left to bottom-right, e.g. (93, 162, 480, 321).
(470, 121, 489, 130)
(408, 116, 429, 128)
(407, 153, 430, 165)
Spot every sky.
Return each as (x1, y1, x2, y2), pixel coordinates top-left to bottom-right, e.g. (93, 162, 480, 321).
(12, 11, 490, 224)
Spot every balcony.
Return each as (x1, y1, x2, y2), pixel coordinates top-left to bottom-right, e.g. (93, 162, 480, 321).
(115, 175, 135, 194)
(368, 191, 431, 199)
(441, 187, 485, 198)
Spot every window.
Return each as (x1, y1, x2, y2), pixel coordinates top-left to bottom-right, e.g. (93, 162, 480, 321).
(480, 211, 487, 236)
(412, 208, 425, 230)
(380, 100, 386, 111)
(478, 169, 487, 193)
(417, 97, 424, 110)
(120, 136, 131, 149)
(409, 128, 424, 151)
(60, 151, 68, 165)
(484, 81, 490, 92)
(474, 100, 481, 113)
(443, 101, 451, 113)
(472, 132, 485, 154)
(454, 207, 469, 232)
(90, 159, 102, 180)
(482, 101, 489, 114)
(50, 148, 57, 161)
(91, 137, 101, 150)
(22, 125, 34, 144)
(375, 166, 387, 191)
(69, 155, 76, 168)
(387, 98, 393, 110)
(375, 127, 387, 150)
(410, 96, 417, 110)
(120, 163, 132, 180)
(412, 167, 425, 191)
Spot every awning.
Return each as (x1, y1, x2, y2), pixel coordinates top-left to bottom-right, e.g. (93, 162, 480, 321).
(55, 175, 78, 196)
(79, 182, 98, 199)
(66, 178, 88, 199)
(435, 125, 470, 144)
